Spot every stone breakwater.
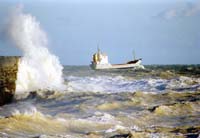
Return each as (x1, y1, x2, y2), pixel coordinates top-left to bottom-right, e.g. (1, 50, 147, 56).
(0, 56, 20, 106)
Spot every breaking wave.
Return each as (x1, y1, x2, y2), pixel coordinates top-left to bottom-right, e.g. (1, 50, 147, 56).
(6, 5, 65, 93)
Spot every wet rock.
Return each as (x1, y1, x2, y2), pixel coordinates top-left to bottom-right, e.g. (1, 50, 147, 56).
(0, 56, 20, 106)
(185, 133, 199, 138)
(109, 132, 132, 138)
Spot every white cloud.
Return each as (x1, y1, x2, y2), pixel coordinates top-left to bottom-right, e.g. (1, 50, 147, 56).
(157, 1, 200, 20)
(185, 1, 200, 16)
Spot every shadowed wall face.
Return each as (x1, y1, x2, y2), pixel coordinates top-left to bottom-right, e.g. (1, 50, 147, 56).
(0, 56, 20, 106)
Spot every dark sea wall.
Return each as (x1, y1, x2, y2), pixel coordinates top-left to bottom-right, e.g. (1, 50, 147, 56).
(0, 56, 20, 106)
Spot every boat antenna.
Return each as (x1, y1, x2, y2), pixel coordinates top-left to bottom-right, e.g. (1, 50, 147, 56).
(133, 50, 136, 60)
(97, 43, 100, 53)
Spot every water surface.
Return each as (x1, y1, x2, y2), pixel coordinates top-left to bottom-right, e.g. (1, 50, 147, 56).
(0, 65, 200, 138)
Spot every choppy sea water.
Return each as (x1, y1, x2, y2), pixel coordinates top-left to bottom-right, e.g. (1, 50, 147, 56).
(0, 65, 200, 138)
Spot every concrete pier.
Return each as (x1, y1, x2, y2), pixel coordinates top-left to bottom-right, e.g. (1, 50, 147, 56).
(0, 56, 20, 106)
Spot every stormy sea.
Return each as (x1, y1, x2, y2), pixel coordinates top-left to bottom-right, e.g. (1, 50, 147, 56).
(0, 6, 200, 138)
(0, 65, 200, 138)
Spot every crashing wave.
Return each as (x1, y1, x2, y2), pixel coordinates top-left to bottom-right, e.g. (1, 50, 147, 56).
(7, 5, 65, 93)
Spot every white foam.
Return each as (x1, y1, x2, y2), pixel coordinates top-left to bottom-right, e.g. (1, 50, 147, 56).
(65, 74, 200, 93)
(105, 125, 127, 133)
(166, 76, 200, 90)
(65, 75, 165, 93)
(11, 105, 41, 116)
(87, 112, 120, 124)
(7, 6, 65, 93)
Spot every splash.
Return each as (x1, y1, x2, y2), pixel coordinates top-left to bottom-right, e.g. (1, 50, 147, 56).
(7, 6, 65, 93)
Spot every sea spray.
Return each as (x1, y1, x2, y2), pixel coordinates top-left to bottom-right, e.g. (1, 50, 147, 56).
(7, 6, 65, 93)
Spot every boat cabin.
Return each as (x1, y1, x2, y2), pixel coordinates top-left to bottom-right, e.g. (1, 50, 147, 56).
(92, 49, 110, 65)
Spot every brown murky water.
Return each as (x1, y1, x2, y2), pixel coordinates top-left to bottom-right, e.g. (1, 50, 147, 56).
(0, 65, 199, 138)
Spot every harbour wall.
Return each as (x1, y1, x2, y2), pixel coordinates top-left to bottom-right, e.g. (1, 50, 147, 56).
(0, 56, 20, 106)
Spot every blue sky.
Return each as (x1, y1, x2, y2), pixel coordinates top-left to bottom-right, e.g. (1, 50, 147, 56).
(0, 0, 200, 65)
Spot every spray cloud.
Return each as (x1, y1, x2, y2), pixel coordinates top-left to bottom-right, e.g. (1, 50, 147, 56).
(7, 6, 65, 93)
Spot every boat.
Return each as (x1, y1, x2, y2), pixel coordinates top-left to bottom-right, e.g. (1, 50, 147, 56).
(90, 48, 144, 70)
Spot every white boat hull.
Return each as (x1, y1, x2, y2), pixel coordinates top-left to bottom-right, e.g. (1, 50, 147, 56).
(90, 59, 144, 70)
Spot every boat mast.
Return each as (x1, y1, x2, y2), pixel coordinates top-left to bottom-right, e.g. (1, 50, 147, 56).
(97, 44, 100, 54)
(133, 50, 136, 60)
